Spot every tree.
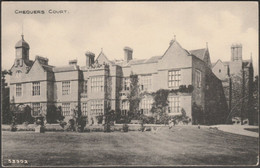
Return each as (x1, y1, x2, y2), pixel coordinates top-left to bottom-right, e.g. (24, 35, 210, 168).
(104, 108, 115, 132)
(46, 105, 64, 124)
(230, 73, 243, 120)
(66, 106, 87, 132)
(171, 108, 191, 125)
(228, 69, 252, 125)
(251, 75, 258, 125)
(1, 70, 12, 124)
(128, 73, 141, 120)
(192, 102, 204, 125)
(151, 89, 170, 124)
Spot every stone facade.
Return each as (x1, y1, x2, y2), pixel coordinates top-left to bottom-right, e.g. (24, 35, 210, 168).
(9, 35, 228, 125)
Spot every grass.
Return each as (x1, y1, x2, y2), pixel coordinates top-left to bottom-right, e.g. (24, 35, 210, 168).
(2, 126, 259, 166)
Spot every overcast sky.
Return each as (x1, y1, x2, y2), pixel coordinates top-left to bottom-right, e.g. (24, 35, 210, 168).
(2, 2, 258, 75)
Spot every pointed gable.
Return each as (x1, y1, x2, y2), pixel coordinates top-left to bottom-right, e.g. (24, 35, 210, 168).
(212, 59, 229, 80)
(159, 40, 192, 69)
(190, 48, 212, 68)
(203, 49, 212, 68)
(96, 51, 114, 65)
(189, 48, 206, 60)
(28, 59, 46, 75)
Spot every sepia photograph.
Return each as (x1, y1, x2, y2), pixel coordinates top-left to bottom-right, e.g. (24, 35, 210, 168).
(1, 1, 259, 167)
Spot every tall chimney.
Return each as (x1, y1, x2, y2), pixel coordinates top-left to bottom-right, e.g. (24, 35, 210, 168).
(231, 43, 242, 61)
(85, 51, 95, 67)
(69, 59, 77, 65)
(124, 46, 133, 62)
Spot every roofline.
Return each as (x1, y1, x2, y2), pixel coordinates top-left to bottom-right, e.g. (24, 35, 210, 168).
(161, 40, 189, 59)
(96, 51, 114, 65)
(212, 59, 223, 68)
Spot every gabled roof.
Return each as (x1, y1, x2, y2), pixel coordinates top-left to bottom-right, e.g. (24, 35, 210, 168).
(41, 64, 54, 72)
(113, 55, 162, 67)
(145, 56, 162, 63)
(189, 48, 206, 61)
(112, 60, 125, 66)
(211, 59, 222, 68)
(96, 51, 115, 65)
(127, 59, 146, 65)
(223, 61, 230, 66)
(212, 59, 230, 68)
(34, 56, 54, 72)
(53, 65, 79, 72)
(212, 59, 252, 69)
(161, 39, 190, 59)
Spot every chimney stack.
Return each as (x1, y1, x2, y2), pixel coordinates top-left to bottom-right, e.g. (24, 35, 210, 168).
(69, 59, 77, 65)
(35, 55, 49, 65)
(85, 51, 95, 67)
(231, 43, 242, 61)
(124, 46, 133, 62)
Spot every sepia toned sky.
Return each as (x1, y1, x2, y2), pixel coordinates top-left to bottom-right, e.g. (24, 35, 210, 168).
(1, 2, 259, 75)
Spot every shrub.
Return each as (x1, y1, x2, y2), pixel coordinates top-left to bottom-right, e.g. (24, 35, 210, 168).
(23, 106, 34, 124)
(66, 119, 76, 131)
(178, 85, 187, 92)
(10, 116, 17, 132)
(171, 108, 191, 125)
(59, 121, 67, 129)
(45, 127, 64, 132)
(35, 117, 44, 126)
(104, 123, 111, 132)
(46, 105, 64, 124)
(18, 127, 35, 131)
(96, 115, 103, 124)
(187, 85, 194, 93)
(23, 121, 29, 126)
(122, 123, 129, 132)
(192, 103, 204, 125)
(10, 123, 17, 132)
(77, 116, 87, 132)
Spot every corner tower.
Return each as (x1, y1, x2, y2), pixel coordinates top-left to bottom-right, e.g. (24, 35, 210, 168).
(15, 34, 30, 65)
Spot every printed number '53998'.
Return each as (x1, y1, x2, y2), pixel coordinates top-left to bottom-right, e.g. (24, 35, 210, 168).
(8, 159, 28, 164)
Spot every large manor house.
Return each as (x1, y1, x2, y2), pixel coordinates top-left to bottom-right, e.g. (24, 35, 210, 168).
(9, 34, 253, 124)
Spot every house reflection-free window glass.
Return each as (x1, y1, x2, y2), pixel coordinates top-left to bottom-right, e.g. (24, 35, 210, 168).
(140, 98, 153, 115)
(62, 81, 70, 95)
(32, 82, 40, 96)
(82, 103, 88, 116)
(16, 84, 22, 97)
(62, 103, 70, 116)
(139, 75, 152, 91)
(32, 103, 41, 116)
(122, 77, 130, 91)
(91, 77, 104, 92)
(91, 100, 103, 116)
(121, 101, 129, 115)
(168, 70, 181, 87)
(83, 80, 88, 94)
(195, 70, 201, 88)
(168, 96, 180, 113)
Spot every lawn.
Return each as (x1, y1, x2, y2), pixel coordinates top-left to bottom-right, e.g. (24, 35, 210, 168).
(2, 126, 259, 166)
